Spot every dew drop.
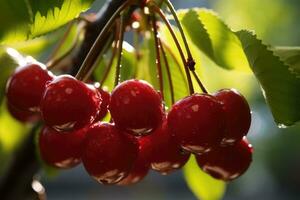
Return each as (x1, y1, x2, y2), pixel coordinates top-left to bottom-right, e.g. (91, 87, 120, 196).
(278, 123, 287, 129)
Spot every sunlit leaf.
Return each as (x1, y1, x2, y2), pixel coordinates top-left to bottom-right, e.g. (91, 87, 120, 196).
(183, 156, 226, 200)
(177, 9, 250, 72)
(0, 0, 94, 44)
(236, 30, 300, 126)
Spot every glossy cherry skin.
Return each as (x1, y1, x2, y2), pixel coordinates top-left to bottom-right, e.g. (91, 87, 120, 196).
(109, 79, 164, 136)
(82, 123, 138, 184)
(168, 94, 226, 154)
(118, 137, 151, 185)
(196, 138, 253, 181)
(40, 75, 102, 132)
(7, 102, 40, 123)
(39, 126, 87, 169)
(95, 86, 110, 121)
(214, 89, 251, 145)
(6, 63, 54, 112)
(148, 120, 190, 174)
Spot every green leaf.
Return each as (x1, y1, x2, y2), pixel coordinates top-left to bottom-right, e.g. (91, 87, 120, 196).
(177, 9, 250, 72)
(183, 156, 226, 200)
(273, 47, 300, 74)
(236, 31, 300, 126)
(0, 0, 94, 44)
(165, 8, 300, 126)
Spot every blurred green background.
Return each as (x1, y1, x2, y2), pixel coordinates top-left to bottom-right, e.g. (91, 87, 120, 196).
(1, 0, 300, 199)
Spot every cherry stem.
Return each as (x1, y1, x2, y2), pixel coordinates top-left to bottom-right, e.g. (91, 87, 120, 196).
(163, 0, 209, 94)
(100, 27, 120, 87)
(114, 14, 126, 87)
(191, 70, 208, 93)
(82, 34, 114, 82)
(151, 15, 165, 101)
(162, 0, 193, 60)
(46, 21, 75, 64)
(159, 37, 175, 104)
(149, 4, 194, 95)
(75, 1, 128, 81)
(160, 39, 187, 87)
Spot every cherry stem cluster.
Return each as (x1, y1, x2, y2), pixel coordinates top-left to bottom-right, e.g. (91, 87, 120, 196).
(149, 1, 208, 94)
(75, 1, 129, 81)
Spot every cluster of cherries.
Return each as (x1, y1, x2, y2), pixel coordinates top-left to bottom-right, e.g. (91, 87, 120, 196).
(6, 62, 253, 185)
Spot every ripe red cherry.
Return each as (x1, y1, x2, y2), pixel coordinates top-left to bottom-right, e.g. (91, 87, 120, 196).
(109, 79, 164, 136)
(39, 126, 87, 169)
(95, 86, 110, 121)
(6, 63, 54, 112)
(40, 75, 102, 131)
(7, 102, 40, 123)
(167, 94, 225, 154)
(149, 120, 190, 174)
(82, 123, 138, 184)
(214, 89, 251, 145)
(118, 137, 151, 185)
(196, 138, 253, 181)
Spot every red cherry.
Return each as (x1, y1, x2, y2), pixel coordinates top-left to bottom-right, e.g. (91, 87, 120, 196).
(149, 120, 190, 174)
(7, 102, 40, 123)
(196, 138, 253, 181)
(82, 123, 138, 184)
(214, 89, 251, 145)
(39, 126, 86, 169)
(118, 138, 151, 185)
(109, 79, 164, 136)
(40, 75, 102, 131)
(167, 94, 225, 154)
(95, 86, 110, 121)
(6, 63, 54, 112)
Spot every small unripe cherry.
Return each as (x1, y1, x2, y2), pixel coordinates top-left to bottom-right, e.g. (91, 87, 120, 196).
(196, 138, 253, 181)
(109, 79, 164, 136)
(149, 120, 190, 174)
(7, 102, 40, 123)
(40, 75, 102, 132)
(82, 123, 138, 184)
(168, 94, 225, 154)
(39, 126, 87, 169)
(117, 137, 151, 185)
(214, 89, 251, 145)
(6, 63, 54, 112)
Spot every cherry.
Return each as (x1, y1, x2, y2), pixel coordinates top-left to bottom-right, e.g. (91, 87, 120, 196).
(109, 79, 164, 136)
(40, 75, 102, 132)
(6, 63, 54, 112)
(39, 126, 86, 169)
(167, 94, 225, 154)
(95, 86, 110, 121)
(214, 89, 251, 145)
(149, 120, 190, 174)
(7, 102, 40, 123)
(82, 123, 138, 184)
(118, 137, 151, 185)
(196, 138, 253, 181)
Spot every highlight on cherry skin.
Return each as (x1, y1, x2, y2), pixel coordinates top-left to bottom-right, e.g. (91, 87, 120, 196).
(40, 75, 102, 132)
(214, 89, 251, 145)
(109, 79, 164, 136)
(196, 137, 253, 181)
(6, 63, 54, 112)
(167, 93, 226, 154)
(81, 122, 139, 184)
(39, 126, 87, 169)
